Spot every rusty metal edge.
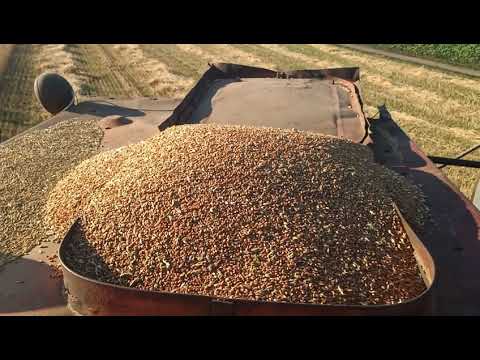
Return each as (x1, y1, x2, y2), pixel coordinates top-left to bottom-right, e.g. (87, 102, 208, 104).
(58, 207, 435, 316)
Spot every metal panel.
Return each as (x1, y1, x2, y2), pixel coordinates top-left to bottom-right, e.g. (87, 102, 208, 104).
(159, 63, 368, 144)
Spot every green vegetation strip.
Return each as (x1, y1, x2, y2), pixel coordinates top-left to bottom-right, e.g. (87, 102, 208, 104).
(373, 44, 480, 71)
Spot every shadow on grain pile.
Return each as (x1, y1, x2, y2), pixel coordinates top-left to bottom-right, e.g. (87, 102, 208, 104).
(61, 222, 119, 286)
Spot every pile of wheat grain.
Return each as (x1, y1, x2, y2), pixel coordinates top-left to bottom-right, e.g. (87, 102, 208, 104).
(0, 119, 103, 267)
(48, 124, 427, 305)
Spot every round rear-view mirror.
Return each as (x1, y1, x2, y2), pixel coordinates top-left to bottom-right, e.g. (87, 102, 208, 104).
(34, 72, 75, 115)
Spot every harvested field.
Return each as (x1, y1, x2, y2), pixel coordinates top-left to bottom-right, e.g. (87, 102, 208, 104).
(0, 44, 15, 136)
(0, 45, 14, 76)
(0, 44, 479, 197)
(0, 118, 103, 267)
(51, 125, 426, 305)
(0, 45, 48, 141)
(111, 45, 194, 98)
(34, 44, 84, 94)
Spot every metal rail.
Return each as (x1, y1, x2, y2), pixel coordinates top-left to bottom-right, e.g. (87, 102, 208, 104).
(437, 144, 480, 169)
(428, 156, 480, 168)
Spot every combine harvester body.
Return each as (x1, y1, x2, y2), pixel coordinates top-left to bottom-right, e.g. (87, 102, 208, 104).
(0, 63, 479, 315)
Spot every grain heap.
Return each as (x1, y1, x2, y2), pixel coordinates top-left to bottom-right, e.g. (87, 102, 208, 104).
(47, 134, 429, 238)
(0, 119, 103, 267)
(50, 124, 427, 305)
